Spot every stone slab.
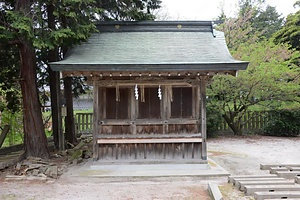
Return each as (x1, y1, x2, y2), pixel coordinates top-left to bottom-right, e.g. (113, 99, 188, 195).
(208, 182, 223, 200)
(270, 167, 288, 174)
(277, 171, 300, 179)
(261, 164, 300, 170)
(228, 174, 278, 183)
(254, 191, 300, 200)
(289, 167, 300, 171)
(245, 184, 300, 196)
(239, 180, 295, 191)
(65, 158, 230, 178)
(235, 178, 286, 188)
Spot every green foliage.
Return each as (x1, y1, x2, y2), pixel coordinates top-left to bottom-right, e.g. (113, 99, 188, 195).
(1, 108, 23, 147)
(213, 2, 300, 135)
(252, 5, 284, 39)
(262, 109, 300, 137)
(206, 103, 223, 137)
(208, 39, 300, 135)
(97, 0, 161, 21)
(273, 8, 300, 51)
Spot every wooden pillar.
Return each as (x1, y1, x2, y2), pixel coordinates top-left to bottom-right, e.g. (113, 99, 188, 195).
(200, 77, 207, 160)
(162, 85, 169, 134)
(92, 79, 99, 161)
(130, 86, 137, 135)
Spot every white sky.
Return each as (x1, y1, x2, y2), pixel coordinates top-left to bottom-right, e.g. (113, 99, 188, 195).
(158, 0, 298, 20)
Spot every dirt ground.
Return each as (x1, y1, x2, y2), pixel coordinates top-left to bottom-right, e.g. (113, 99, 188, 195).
(0, 135, 299, 200)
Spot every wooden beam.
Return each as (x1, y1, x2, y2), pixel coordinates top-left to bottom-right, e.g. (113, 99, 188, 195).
(200, 76, 207, 160)
(97, 137, 202, 144)
(96, 79, 198, 87)
(99, 119, 199, 126)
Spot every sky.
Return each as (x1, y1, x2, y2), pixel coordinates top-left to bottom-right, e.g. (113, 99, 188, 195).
(158, 0, 298, 20)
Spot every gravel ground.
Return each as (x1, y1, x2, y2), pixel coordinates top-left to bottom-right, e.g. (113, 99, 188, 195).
(0, 135, 299, 200)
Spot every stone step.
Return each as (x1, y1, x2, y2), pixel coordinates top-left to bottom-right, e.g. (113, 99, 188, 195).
(244, 184, 300, 196)
(261, 164, 300, 170)
(289, 167, 300, 171)
(270, 167, 289, 174)
(228, 174, 278, 183)
(239, 180, 295, 191)
(277, 171, 300, 179)
(235, 178, 286, 187)
(254, 191, 300, 200)
(265, 199, 300, 200)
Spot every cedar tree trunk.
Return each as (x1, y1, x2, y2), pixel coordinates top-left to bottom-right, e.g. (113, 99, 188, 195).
(19, 42, 50, 159)
(64, 77, 77, 145)
(47, 3, 61, 149)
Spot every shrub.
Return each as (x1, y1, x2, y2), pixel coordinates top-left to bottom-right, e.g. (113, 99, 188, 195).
(207, 104, 223, 137)
(262, 109, 300, 137)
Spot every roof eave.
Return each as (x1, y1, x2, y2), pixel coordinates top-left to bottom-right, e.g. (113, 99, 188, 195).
(50, 62, 249, 72)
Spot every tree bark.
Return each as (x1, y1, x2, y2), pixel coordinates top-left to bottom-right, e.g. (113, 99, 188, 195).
(47, 3, 61, 149)
(16, 0, 50, 159)
(19, 42, 50, 159)
(64, 77, 77, 145)
(223, 113, 243, 136)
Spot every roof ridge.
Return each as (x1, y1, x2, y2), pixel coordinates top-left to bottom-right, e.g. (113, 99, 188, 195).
(95, 21, 214, 33)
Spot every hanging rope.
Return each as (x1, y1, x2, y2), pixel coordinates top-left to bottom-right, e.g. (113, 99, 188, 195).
(134, 84, 139, 100)
(158, 85, 162, 100)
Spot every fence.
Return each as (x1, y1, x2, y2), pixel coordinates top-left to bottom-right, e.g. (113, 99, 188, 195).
(75, 113, 93, 135)
(75, 111, 278, 135)
(217, 111, 279, 133)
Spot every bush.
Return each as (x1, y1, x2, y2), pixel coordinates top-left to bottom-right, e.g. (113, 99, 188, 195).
(207, 104, 223, 137)
(262, 109, 300, 137)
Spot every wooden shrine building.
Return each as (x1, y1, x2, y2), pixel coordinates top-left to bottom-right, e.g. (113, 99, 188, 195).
(51, 21, 249, 163)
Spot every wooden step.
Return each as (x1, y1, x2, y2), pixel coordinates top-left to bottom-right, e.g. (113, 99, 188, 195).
(254, 191, 300, 200)
(235, 178, 286, 187)
(277, 171, 300, 179)
(244, 184, 300, 196)
(261, 164, 300, 170)
(239, 180, 295, 191)
(228, 174, 278, 183)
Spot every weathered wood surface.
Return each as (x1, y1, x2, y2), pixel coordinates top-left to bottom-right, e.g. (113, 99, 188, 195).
(75, 113, 93, 134)
(97, 143, 202, 161)
(0, 125, 10, 148)
(97, 134, 203, 161)
(0, 150, 24, 170)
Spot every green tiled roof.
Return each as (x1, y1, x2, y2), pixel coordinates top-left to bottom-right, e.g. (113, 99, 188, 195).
(50, 21, 248, 72)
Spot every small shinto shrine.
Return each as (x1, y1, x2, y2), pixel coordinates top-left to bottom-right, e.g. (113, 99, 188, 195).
(51, 21, 249, 163)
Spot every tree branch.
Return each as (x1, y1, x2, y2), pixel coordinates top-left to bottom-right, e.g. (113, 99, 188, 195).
(0, 19, 20, 33)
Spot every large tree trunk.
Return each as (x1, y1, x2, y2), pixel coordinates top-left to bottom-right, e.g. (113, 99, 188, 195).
(223, 113, 243, 136)
(47, 3, 61, 149)
(64, 77, 77, 145)
(19, 42, 50, 159)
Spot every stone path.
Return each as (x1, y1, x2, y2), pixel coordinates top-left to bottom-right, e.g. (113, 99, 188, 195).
(229, 164, 300, 200)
